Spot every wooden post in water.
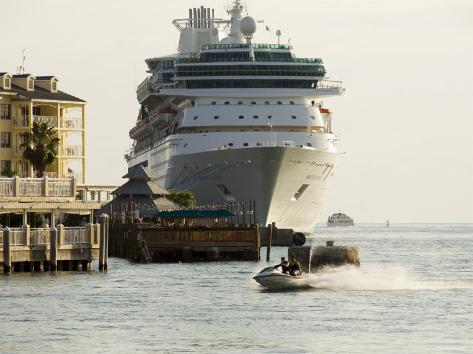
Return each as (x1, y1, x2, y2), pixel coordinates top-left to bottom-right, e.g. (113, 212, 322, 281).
(99, 214, 109, 271)
(3, 227, 11, 273)
(266, 223, 273, 262)
(50, 226, 58, 271)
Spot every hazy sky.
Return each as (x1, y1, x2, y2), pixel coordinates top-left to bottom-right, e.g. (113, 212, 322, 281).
(2, 0, 472, 222)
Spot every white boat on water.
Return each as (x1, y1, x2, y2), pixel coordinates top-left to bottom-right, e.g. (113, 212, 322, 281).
(127, 0, 345, 232)
(253, 266, 311, 290)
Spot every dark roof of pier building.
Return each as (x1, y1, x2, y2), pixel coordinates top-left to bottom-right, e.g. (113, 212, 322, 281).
(114, 166, 169, 196)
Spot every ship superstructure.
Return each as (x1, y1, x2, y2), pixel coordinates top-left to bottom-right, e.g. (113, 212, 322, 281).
(127, 1, 344, 231)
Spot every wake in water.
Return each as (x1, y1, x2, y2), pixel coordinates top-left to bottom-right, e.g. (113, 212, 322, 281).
(307, 265, 473, 291)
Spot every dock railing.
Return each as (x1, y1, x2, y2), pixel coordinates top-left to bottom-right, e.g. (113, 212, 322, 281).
(0, 176, 75, 198)
(0, 225, 99, 247)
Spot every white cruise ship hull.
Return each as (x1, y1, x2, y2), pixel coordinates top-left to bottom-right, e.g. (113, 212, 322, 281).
(157, 146, 337, 232)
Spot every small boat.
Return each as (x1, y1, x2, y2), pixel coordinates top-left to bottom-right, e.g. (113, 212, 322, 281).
(253, 266, 311, 290)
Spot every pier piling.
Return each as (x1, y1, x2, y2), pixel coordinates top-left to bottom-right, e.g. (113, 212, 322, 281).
(266, 223, 273, 261)
(3, 227, 11, 273)
(99, 214, 109, 271)
(50, 226, 58, 271)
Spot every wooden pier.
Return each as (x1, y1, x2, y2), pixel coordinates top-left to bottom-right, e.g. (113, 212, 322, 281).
(1, 215, 109, 273)
(110, 224, 260, 262)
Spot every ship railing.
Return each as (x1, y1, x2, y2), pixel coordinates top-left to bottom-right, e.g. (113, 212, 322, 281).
(215, 140, 305, 150)
(317, 80, 344, 89)
(175, 57, 323, 64)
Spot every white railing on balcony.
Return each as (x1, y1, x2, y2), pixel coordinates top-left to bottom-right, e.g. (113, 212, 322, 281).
(19, 178, 44, 197)
(10, 228, 27, 246)
(48, 178, 74, 197)
(62, 227, 89, 244)
(61, 118, 82, 129)
(0, 178, 15, 196)
(30, 228, 51, 245)
(0, 177, 74, 197)
(61, 145, 82, 157)
(33, 115, 57, 127)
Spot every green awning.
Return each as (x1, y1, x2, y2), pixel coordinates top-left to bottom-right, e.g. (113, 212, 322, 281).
(156, 209, 235, 218)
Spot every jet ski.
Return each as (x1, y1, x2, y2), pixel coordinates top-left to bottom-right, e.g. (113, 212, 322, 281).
(253, 266, 311, 290)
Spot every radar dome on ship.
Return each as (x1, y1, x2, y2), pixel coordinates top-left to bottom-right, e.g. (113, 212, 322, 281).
(240, 16, 257, 36)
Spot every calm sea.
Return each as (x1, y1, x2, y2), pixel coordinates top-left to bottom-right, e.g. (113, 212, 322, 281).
(1, 224, 472, 353)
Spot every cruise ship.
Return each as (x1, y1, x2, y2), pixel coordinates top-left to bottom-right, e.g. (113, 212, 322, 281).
(126, 1, 344, 232)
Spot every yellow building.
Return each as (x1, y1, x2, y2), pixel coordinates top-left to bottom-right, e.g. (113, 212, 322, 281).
(0, 72, 86, 183)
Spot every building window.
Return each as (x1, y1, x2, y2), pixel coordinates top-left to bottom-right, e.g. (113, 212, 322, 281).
(28, 79, 34, 90)
(1, 132, 11, 148)
(0, 104, 10, 120)
(51, 81, 57, 91)
(4, 77, 11, 89)
(90, 191, 95, 201)
(32, 106, 41, 116)
(0, 160, 11, 176)
(239, 115, 244, 119)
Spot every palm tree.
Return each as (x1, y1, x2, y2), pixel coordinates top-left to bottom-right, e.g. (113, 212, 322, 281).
(20, 122, 60, 178)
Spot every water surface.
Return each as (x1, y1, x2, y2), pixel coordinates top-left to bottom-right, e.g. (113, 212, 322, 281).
(1, 224, 472, 353)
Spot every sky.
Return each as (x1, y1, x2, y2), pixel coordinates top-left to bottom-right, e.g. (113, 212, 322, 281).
(2, 0, 472, 223)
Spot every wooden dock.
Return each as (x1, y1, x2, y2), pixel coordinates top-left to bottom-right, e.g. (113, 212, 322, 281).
(110, 224, 260, 262)
(1, 216, 109, 273)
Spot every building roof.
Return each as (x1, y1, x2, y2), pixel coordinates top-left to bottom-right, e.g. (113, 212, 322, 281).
(9, 84, 85, 103)
(113, 180, 169, 196)
(13, 74, 34, 78)
(122, 165, 155, 180)
(101, 195, 176, 217)
(114, 166, 169, 196)
(36, 76, 56, 80)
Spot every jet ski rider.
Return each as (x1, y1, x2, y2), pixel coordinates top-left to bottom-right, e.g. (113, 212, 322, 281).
(273, 257, 290, 274)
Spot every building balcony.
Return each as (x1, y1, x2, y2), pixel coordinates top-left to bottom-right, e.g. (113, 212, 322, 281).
(60, 145, 82, 157)
(33, 115, 58, 127)
(61, 118, 82, 130)
(13, 116, 29, 127)
(0, 176, 75, 199)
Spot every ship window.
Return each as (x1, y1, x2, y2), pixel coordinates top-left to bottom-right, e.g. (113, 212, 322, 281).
(277, 101, 282, 105)
(211, 101, 216, 105)
(225, 101, 230, 105)
(291, 184, 309, 201)
(265, 101, 270, 105)
(310, 115, 315, 119)
(292, 116, 297, 119)
(267, 115, 272, 119)
(257, 143, 262, 146)
(253, 115, 258, 119)
(228, 143, 234, 147)
(290, 101, 295, 105)
(193, 116, 198, 120)
(243, 143, 249, 146)
(251, 101, 256, 105)
(307, 143, 312, 147)
(214, 116, 220, 119)
(239, 115, 244, 119)
(191, 100, 195, 106)
(238, 101, 243, 105)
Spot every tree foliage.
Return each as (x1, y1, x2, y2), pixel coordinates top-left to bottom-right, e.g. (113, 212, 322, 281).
(20, 122, 60, 178)
(166, 190, 196, 208)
